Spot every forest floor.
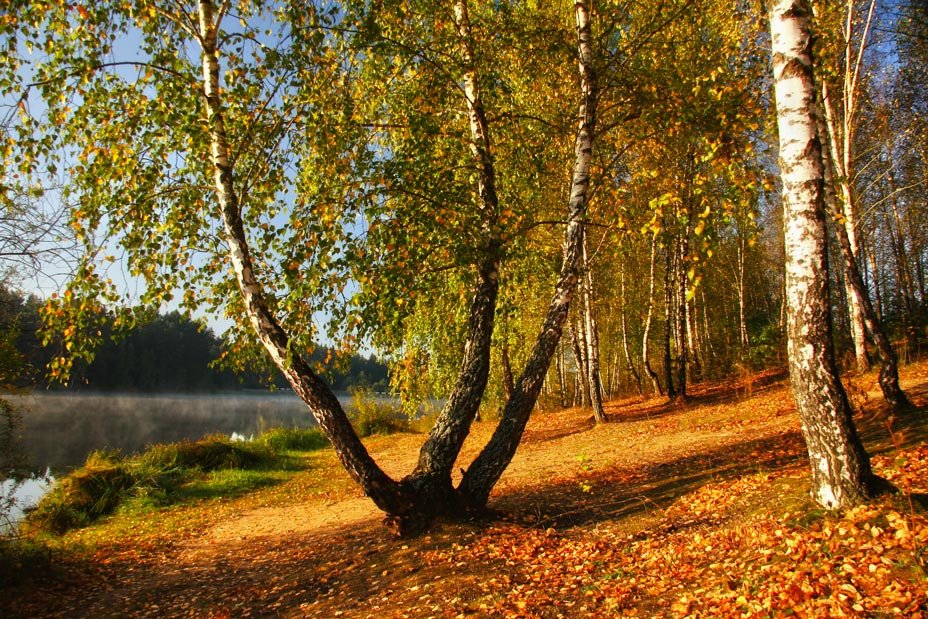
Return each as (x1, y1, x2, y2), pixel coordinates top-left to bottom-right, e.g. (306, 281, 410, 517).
(3, 361, 928, 618)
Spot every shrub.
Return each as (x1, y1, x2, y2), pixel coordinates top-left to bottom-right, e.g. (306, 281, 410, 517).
(350, 386, 410, 437)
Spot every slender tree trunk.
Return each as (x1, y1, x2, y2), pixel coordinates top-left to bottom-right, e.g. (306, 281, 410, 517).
(685, 297, 700, 380)
(888, 170, 919, 320)
(582, 234, 606, 422)
(556, 345, 568, 409)
(642, 236, 664, 395)
(817, 97, 868, 372)
(865, 236, 884, 321)
(815, 0, 876, 372)
(820, 84, 869, 372)
(663, 244, 677, 399)
(700, 287, 716, 363)
(620, 264, 643, 395)
(610, 349, 621, 397)
(818, 104, 911, 410)
(459, 0, 598, 506)
(770, 0, 880, 509)
(830, 208, 911, 409)
(736, 232, 751, 351)
(500, 342, 514, 403)
(675, 233, 688, 399)
(570, 320, 590, 406)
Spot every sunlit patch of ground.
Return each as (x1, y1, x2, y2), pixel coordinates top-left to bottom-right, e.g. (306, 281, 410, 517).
(3, 361, 927, 618)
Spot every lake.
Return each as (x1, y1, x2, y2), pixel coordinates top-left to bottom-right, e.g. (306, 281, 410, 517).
(0, 390, 382, 530)
(5, 391, 379, 474)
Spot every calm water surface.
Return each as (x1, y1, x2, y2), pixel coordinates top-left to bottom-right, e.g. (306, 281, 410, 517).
(8, 391, 366, 473)
(1, 390, 368, 527)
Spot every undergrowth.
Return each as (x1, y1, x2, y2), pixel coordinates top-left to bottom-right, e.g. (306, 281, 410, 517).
(349, 386, 412, 436)
(23, 428, 333, 536)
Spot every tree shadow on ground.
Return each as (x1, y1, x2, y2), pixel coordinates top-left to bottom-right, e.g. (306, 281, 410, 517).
(5, 369, 926, 619)
(603, 368, 789, 424)
(492, 429, 808, 531)
(522, 414, 596, 443)
(853, 382, 928, 455)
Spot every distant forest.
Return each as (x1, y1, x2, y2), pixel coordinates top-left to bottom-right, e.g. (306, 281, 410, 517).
(0, 286, 388, 393)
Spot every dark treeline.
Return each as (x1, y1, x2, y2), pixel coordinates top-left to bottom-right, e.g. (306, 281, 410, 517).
(0, 286, 388, 393)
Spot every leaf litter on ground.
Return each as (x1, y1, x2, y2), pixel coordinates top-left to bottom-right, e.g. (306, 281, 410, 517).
(3, 363, 928, 618)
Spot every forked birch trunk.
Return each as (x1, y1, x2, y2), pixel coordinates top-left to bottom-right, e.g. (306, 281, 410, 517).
(200, 0, 610, 529)
(459, 0, 599, 505)
(770, 0, 880, 509)
(403, 0, 504, 505)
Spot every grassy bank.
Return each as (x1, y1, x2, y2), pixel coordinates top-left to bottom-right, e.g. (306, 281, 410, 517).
(1, 398, 418, 586)
(23, 428, 326, 535)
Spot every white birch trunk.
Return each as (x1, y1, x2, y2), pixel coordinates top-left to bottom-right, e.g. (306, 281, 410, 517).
(814, 0, 876, 373)
(770, 0, 876, 509)
(581, 234, 606, 422)
(641, 235, 663, 395)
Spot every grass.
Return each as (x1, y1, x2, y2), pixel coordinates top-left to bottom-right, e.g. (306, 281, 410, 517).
(22, 429, 332, 536)
(257, 427, 330, 452)
(19, 411, 412, 540)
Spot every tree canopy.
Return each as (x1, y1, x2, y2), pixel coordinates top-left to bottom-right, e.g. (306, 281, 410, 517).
(2, 0, 926, 528)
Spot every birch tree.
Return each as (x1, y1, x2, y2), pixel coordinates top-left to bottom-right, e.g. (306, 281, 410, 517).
(813, 0, 910, 410)
(1, 0, 603, 531)
(769, 0, 881, 508)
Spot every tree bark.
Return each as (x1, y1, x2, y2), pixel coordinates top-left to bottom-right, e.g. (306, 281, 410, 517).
(814, 0, 877, 374)
(459, 0, 598, 506)
(770, 0, 880, 509)
(197, 0, 410, 515)
(830, 210, 911, 410)
(500, 341, 514, 403)
(581, 234, 607, 422)
(817, 100, 911, 410)
(674, 233, 688, 399)
(556, 345, 568, 408)
(663, 243, 677, 399)
(642, 235, 664, 395)
(736, 231, 751, 352)
(395, 0, 506, 523)
(865, 236, 884, 321)
(570, 320, 589, 407)
(620, 263, 643, 395)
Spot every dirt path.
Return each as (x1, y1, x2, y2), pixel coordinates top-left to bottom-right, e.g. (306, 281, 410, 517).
(5, 365, 927, 618)
(198, 368, 797, 545)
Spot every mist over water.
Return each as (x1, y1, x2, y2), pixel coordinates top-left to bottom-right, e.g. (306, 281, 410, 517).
(1, 391, 389, 531)
(7, 391, 360, 474)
